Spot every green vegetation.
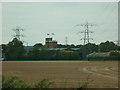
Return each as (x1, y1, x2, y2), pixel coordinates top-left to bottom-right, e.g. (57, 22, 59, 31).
(2, 76, 53, 88)
(2, 76, 90, 88)
(99, 41, 117, 52)
(109, 51, 120, 60)
(2, 38, 25, 60)
(2, 76, 30, 88)
(87, 51, 120, 60)
(1, 38, 120, 60)
(79, 74, 92, 89)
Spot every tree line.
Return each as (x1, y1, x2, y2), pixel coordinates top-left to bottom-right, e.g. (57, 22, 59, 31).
(1, 38, 120, 61)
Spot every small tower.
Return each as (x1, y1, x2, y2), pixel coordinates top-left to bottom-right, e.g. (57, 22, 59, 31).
(45, 38, 57, 48)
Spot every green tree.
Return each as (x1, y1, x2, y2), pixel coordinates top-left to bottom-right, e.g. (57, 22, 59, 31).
(1, 44, 7, 54)
(57, 44, 67, 48)
(75, 44, 83, 48)
(79, 43, 98, 59)
(99, 41, 117, 52)
(70, 44, 75, 48)
(5, 38, 25, 60)
(109, 51, 120, 60)
(1, 44, 7, 59)
(27, 43, 49, 60)
(33, 43, 43, 48)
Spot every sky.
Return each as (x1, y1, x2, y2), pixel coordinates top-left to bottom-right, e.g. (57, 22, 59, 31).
(1, 2, 118, 46)
(0, 3, 2, 44)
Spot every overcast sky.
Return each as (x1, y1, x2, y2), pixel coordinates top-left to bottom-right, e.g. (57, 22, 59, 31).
(1, 2, 118, 46)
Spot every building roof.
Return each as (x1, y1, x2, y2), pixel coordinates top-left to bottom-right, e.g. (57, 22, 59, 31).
(24, 46, 33, 51)
(48, 48, 80, 51)
(45, 40, 57, 43)
(87, 52, 110, 57)
(24, 46, 80, 51)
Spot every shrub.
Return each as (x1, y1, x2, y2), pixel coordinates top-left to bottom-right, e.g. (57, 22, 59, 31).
(2, 76, 53, 88)
(2, 76, 89, 88)
(34, 78, 54, 88)
(2, 76, 30, 88)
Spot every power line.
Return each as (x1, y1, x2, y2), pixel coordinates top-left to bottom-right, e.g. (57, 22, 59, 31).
(96, 2, 117, 28)
(76, 21, 95, 45)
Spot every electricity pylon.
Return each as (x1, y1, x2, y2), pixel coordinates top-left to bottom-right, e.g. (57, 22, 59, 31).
(76, 21, 95, 45)
(12, 26, 24, 41)
(65, 37, 68, 45)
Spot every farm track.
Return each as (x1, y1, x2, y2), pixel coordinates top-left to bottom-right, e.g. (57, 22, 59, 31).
(1, 61, 119, 88)
(82, 67, 118, 80)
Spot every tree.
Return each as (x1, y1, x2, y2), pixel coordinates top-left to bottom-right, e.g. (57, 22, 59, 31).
(5, 38, 25, 60)
(27, 43, 49, 60)
(118, 46, 120, 51)
(75, 45, 83, 48)
(70, 44, 75, 48)
(79, 43, 98, 59)
(99, 41, 117, 52)
(57, 44, 67, 48)
(1, 44, 7, 59)
(33, 43, 43, 48)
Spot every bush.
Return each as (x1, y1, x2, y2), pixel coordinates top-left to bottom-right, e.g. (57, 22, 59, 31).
(2, 76, 54, 88)
(34, 78, 54, 88)
(109, 51, 120, 60)
(2, 76, 90, 88)
(87, 51, 120, 60)
(2, 76, 30, 88)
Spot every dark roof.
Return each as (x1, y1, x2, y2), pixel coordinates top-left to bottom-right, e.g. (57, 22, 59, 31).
(24, 46, 80, 51)
(48, 48, 80, 51)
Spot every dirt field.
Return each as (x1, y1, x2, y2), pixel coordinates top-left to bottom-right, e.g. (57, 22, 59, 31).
(2, 61, 118, 88)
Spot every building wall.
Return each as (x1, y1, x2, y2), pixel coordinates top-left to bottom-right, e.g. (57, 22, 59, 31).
(45, 38, 57, 48)
(46, 41, 57, 48)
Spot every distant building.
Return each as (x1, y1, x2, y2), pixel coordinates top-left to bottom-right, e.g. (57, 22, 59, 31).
(48, 48, 80, 51)
(45, 38, 57, 48)
(24, 46, 33, 51)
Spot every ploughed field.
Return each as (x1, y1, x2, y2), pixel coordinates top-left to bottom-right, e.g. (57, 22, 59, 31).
(2, 61, 118, 88)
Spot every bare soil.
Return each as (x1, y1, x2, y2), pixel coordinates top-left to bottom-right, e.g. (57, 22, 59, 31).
(2, 61, 118, 88)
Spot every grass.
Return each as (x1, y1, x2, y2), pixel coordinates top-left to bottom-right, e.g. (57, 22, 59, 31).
(2, 76, 91, 88)
(2, 76, 54, 88)
(79, 74, 92, 89)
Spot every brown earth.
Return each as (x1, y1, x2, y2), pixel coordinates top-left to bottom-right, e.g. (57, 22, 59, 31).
(2, 61, 118, 88)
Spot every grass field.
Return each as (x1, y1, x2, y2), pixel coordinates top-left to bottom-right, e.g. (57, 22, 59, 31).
(2, 61, 118, 88)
